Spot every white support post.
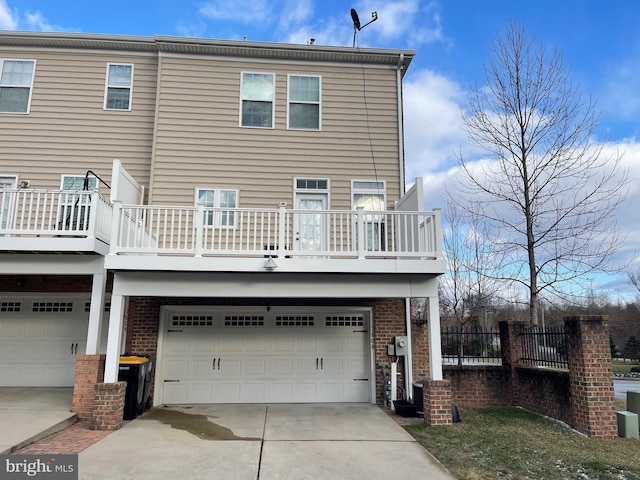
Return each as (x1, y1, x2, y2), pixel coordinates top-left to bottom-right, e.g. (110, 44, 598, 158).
(277, 202, 287, 258)
(428, 295, 443, 380)
(104, 293, 126, 383)
(109, 200, 122, 255)
(195, 203, 204, 257)
(433, 208, 442, 260)
(87, 191, 99, 238)
(356, 206, 365, 259)
(85, 271, 107, 354)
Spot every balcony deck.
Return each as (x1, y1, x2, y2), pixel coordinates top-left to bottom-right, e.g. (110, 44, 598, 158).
(0, 191, 446, 275)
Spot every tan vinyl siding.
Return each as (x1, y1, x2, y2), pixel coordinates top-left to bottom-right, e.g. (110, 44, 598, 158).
(0, 49, 157, 192)
(149, 56, 402, 210)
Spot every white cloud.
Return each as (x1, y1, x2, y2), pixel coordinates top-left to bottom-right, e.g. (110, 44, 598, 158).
(403, 69, 469, 180)
(200, 0, 272, 23)
(25, 11, 55, 31)
(0, 0, 18, 29)
(355, 0, 446, 47)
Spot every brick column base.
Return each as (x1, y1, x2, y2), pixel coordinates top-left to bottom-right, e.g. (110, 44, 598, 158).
(72, 354, 106, 423)
(92, 382, 127, 431)
(566, 315, 618, 439)
(424, 379, 453, 426)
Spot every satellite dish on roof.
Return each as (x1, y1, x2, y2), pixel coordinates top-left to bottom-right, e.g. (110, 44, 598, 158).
(351, 8, 378, 47)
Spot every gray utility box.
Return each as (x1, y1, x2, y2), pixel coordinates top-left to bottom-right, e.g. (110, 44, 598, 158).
(394, 336, 409, 356)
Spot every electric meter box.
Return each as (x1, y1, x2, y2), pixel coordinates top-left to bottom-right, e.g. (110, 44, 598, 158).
(394, 336, 409, 356)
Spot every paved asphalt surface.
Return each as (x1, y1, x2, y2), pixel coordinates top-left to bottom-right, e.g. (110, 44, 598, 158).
(614, 379, 640, 399)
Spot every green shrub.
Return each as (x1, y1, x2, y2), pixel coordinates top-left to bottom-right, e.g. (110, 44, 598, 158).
(631, 366, 640, 373)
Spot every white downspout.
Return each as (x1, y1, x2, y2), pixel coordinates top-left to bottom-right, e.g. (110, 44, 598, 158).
(397, 53, 405, 194)
(404, 297, 414, 400)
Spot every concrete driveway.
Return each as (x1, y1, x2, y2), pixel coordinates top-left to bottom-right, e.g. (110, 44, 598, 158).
(0, 387, 76, 454)
(79, 403, 454, 480)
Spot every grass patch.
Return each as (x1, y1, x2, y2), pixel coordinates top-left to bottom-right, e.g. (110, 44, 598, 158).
(406, 407, 640, 480)
(612, 360, 638, 373)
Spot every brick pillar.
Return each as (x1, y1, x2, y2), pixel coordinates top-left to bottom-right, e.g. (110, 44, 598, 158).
(92, 382, 127, 431)
(424, 379, 452, 426)
(499, 321, 524, 405)
(565, 315, 617, 439)
(72, 354, 105, 423)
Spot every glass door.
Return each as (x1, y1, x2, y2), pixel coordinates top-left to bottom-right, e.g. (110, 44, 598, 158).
(295, 194, 327, 253)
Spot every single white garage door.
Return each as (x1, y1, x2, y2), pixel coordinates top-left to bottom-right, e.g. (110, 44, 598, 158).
(0, 296, 107, 387)
(161, 309, 372, 404)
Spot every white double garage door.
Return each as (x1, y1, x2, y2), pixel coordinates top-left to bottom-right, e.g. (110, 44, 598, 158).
(158, 307, 374, 404)
(0, 295, 108, 387)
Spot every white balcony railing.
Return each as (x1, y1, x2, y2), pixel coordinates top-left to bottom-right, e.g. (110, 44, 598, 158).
(0, 189, 113, 243)
(110, 202, 442, 260)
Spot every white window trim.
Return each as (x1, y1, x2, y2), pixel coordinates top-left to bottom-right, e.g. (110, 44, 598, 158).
(103, 63, 134, 111)
(0, 58, 36, 115)
(239, 71, 275, 129)
(287, 74, 322, 131)
(0, 175, 18, 188)
(351, 180, 387, 210)
(195, 187, 239, 228)
(293, 177, 330, 209)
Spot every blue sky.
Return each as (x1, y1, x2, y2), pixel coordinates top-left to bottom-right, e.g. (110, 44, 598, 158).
(2, 0, 640, 300)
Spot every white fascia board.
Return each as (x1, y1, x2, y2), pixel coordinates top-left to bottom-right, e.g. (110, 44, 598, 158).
(0, 254, 105, 275)
(112, 271, 439, 299)
(104, 255, 447, 275)
(0, 237, 110, 255)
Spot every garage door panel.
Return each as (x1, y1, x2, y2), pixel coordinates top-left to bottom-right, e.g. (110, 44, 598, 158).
(0, 297, 94, 387)
(0, 323, 21, 337)
(0, 343, 20, 360)
(220, 383, 241, 401)
(162, 309, 371, 404)
(220, 359, 242, 376)
(245, 359, 266, 375)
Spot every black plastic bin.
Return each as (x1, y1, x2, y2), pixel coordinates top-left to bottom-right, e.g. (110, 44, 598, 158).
(139, 355, 155, 414)
(413, 381, 424, 416)
(118, 356, 149, 420)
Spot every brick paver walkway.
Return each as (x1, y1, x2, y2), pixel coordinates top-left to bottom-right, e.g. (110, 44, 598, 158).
(15, 423, 113, 455)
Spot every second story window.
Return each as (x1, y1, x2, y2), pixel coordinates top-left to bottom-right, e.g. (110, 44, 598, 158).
(196, 188, 239, 227)
(288, 75, 321, 130)
(0, 59, 36, 114)
(104, 63, 133, 111)
(240, 72, 274, 128)
(352, 180, 386, 251)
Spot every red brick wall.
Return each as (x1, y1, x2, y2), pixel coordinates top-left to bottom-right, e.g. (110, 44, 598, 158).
(0, 274, 113, 292)
(444, 366, 511, 407)
(514, 367, 571, 424)
(92, 382, 126, 430)
(72, 354, 106, 423)
(565, 316, 618, 438)
(424, 379, 452, 425)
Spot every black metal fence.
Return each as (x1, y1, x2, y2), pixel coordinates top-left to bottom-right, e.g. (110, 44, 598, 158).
(441, 326, 502, 365)
(440, 324, 569, 369)
(519, 324, 568, 370)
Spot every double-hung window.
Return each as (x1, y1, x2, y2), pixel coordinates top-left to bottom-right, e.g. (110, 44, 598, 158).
(104, 63, 133, 111)
(352, 180, 386, 251)
(196, 188, 238, 227)
(288, 75, 321, 130)
(240, 72, 274, 128)
(59, 175, 98, 231)
(0, 59, 36, 113)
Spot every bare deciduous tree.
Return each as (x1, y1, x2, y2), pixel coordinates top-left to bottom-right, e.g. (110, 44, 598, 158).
(440, 201, 503, 330)
(454, 23, 628, 325)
